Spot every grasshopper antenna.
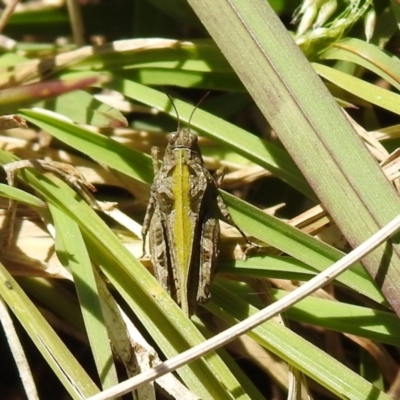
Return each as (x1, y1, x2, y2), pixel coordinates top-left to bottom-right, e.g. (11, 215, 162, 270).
(166, 91, 210, 131)
(188, 91, 210, 131)
(166, 93, 181, 131)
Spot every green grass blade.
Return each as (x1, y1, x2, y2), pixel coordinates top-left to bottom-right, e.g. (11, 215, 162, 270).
(186, 0, 400, 316)
(18, 105, 385, 305)
(0, 149, 252, 399)
(34, 89, 127, 127)
(0, 183, 45, 207)
(108, 77, 315, 200)
(50, 205, 119, 390)
(18, 108, 154, 184)
(319, 38, 400, 92)
(222, 192, 385, 305)
(208, 283, 391, 400)
(0, 262, 99, 399)
(272, 289, 400, 346)
(313, 62, 400, 114)
(222, 280, 400, 346)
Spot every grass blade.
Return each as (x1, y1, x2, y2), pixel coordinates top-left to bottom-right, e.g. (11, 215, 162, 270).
(187, 0, 400, 316)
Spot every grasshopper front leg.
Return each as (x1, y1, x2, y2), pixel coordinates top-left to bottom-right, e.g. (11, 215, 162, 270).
(148, 206, 171, 295)
(141, 146, 161, 257)
(141, 192, 156, 257)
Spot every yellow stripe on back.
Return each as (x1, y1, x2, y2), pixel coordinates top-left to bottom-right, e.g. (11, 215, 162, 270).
(172, 149, 194, 314)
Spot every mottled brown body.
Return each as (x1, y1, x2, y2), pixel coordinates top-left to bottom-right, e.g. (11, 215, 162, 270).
(142, 128, 248, 316)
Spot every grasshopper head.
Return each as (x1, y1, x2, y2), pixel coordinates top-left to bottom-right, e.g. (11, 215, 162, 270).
(168, 129, 199, 150)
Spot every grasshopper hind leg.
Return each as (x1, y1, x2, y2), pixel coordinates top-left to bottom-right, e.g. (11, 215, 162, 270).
(148, 208, 172, 296)
(196, 215, 220, 305)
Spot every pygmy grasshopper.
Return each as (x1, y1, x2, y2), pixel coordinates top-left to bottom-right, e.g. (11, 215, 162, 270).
(142, 98, 252, 316)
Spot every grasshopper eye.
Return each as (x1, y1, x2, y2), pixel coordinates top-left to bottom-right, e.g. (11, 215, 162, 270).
(190, 133, 198, 143)
(169, 132, 178, 142)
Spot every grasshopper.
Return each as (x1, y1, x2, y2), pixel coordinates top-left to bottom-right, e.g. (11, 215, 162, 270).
(142, 97, 252, 316)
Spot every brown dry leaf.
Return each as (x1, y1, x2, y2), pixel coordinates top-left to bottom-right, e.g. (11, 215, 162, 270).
(0, 208, 71, 279)
(371, 124, 400, 142)
(0, 38, 195, 88)
(344, 111, 389, 162)
(288, 204, 348, 251)
(221, 165, 272, 189)
(0, 115, 27, 130)
(380, 149, 400, 182)
(288, 204, 330, 235)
